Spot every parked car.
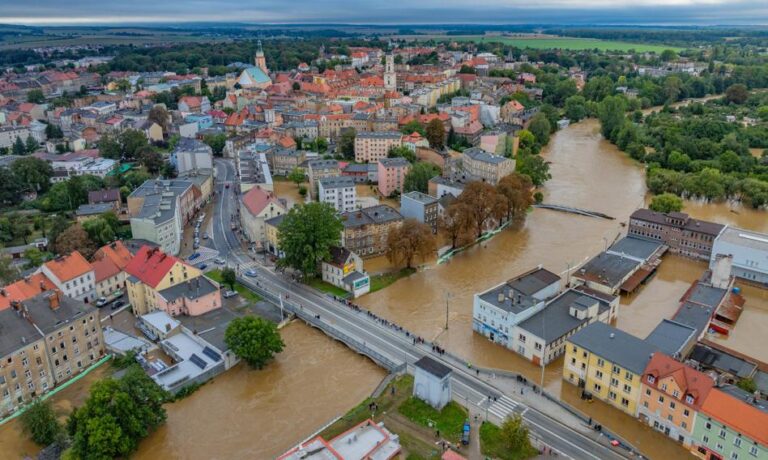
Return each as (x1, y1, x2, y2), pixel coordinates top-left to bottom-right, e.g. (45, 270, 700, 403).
(461, 421, 470, 445)
(244, 269, 258, 277)
(203, 232, 209, 240)
(225, 183, 230, 189)
(193, 241, 200, 249)
(223, 290, 238, 298)
(95, 297, 108, 307)
(111, 300, 125, 311)
(197, 263, 208, 270)
(214, 257, 225, 265)
(189, 252, 201, 260)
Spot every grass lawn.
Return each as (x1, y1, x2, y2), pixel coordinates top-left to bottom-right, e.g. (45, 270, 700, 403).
(306, 277, 349, 297)
(479, 421, 538, 460)
(398, 398, 468, 444)
(207, 269, 262, 303)
(370, 267, 416, 293)
(444, 35, 682, 53)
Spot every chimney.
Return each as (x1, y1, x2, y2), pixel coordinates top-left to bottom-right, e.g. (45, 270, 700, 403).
(48, 291, 60, 310)
(39, 281, 46, 291)
(497, 292, 504, 303)
(0, 289, 5, 297)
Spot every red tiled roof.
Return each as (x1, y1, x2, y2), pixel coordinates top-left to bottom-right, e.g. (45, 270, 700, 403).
(643, 353, 714, 410)
(43, 251, 92, 282)
(91, 257, 121, 283)
(0, 273, 56, 311)
(124, 246, 180, 289)
(241, 186, 284, 216)
(94, 241, 132, 271)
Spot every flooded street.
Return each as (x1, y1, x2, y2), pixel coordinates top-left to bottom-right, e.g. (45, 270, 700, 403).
(134, 322, 385, 460)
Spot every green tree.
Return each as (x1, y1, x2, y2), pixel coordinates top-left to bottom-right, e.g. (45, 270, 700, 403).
(403, 162, 441, 194)
(425, 119, 445, 150)
(0, 166, 25, 206)
(0, 255, 18, 285)
(736, 377, 757, 394)
(26, 89, 45, 104)
(20, 399, 62, 446)
(82, 214, 119, 246)
(97, 133, 122, 160)
(45, 124, 64, 139)
(138, 147, 163, 174)
(23, 247, 45, 268)
(498, 415, 535, 457)
(725, 84, 749, 105)
(277, 202, 343, 278)
(119, 129, 149, 160)
(67, 366, 168, 460)
(400, 120, 425, 136)
(338, 128, 356, 160)
(287, 167, 305, 187)
(496, 173, 534, 221)
(224, 316, 285, 369)
(11, 156, 54, 194)
(516, 153, 551, 187)
(597, 95, 627, 142)
(388, 145, 416, 163)
(564, 95, 587, 122)
(649, 193, 684, 213)
(12, 136, 26, 156)
(203, 133, 227, 156)
(25, 135, 39, 153)
(386, 219, 436, 269)
(660, 49, 678, 62)
(221, 267, 237, 290)
(147, 105, 170, 133)
(528, 112, 551, 146)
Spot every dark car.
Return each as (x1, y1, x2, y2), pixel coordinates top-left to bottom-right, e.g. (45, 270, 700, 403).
(189, 252, 201, 260)
(197, 263, 208, 270)
(111, 300, 125, 311)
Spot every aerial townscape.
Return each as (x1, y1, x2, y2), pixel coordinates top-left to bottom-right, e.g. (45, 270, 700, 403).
(1, 3, 768, 459)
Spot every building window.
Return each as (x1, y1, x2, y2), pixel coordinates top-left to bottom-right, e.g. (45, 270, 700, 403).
(670, 401, 676, 410)
(681, 422, 687, 429)
(684, 409, 690, 417)
(595, 370, 603, 379)
(596, 358, 604, 367)
(686, 395, 694, 404)
(720, 429, 727, 439)
(647, 375, 656, 384)
(612, 365, 620, 374)
(734, 438, 742, 448)
(661, 383, 667, 391)
(610, 378, 619, 387)
(750, 446, 758, 456)
(658, 395, 665, 404)
(672, 390, 680, 398)
(703, 435, 710, 444)
(593, 383, 602, 392)
(608, 391, 616, 400)
(705, 422, 712, 430)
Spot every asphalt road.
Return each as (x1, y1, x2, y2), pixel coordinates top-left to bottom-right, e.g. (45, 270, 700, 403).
(209, 158, 632, 460)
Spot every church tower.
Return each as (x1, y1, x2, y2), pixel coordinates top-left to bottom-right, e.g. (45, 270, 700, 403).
(255, 40, 268, 74)
(384, 52, 396, 91)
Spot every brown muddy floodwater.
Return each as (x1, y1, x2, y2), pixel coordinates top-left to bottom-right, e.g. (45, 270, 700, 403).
(356, 118, 768, 459)
(0, 363, 111, 459)
(134, 322, 385, 460)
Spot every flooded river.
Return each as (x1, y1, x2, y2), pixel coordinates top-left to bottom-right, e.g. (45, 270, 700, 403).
(134, 322, 385, 460)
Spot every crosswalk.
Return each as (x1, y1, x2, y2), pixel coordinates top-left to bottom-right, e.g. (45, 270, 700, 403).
(484, 395, 521, 421)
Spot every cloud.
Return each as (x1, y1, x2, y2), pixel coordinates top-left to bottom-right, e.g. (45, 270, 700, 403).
(1, 0, 766, 25)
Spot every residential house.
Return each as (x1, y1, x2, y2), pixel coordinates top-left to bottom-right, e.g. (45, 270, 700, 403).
(318, 176, 357, 213)
(307, 159, 340, 194)
(321, 247, 370, 298)
(240, 186, 287, 246)
(87, 188, 122, 212)
(91, 241, 133, 300)
(124, 246, 203, 316)
(400, 191, 439, 232)
(461, 148, 515, 185)
(340, 205, 404, 257)
(0, 273, 56, 311)
(563, 322, 658, 416)
(128, 179, 199, 255)
(270, 148, 307, 176)
(264, 214, 286, 257)
(39, 252, 95, 303)
(173, 137, 213, 175)
(638, 353, 715, 447)
(377, 157, 410, 197)
(178, 96, 211, 114)
(355, 131, 402, 163)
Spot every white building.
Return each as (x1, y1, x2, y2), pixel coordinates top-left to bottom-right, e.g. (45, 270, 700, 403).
(413, 356, 452, 410)
(321, 247, 370, 298)
(318, 176, 357, 213)
(39, 252, 96, 303)
(384, 52, 396, 91)
(710, 226, 768, 286)
(174, 137, 213, 175)
(472, 267, 561, 348)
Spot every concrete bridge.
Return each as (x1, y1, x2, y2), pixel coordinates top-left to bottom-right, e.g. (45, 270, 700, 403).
(534, 203, 615, 220)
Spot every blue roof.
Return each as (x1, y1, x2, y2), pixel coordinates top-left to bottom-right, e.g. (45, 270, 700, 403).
(243, 66, 271, 84)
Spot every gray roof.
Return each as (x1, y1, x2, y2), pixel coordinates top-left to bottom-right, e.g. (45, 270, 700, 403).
(379, 157, 410, 168)
(607, 237, 663, 261)
(518, 289, 611, 343)
(0, 308, 44, 357)
(307, 159, 339, 171)
(265, 214, 287, 227)
(568, 322, 657, 375)
(415, 356, 451, 379)
(174, 137, 212, 155)
(341, 205, 403, 228)
(463, 147, 510, 165)
(158, 276, 219, 303)
(23, 291, 97, 336)
(402, 191, 438, 205)
(356, 131, 402, 140)
(576, 252, 642, 289)
(478, 268, 560, 314)
(686, 283, 727, 309)
(690, 344, 757, 379)
(343, 271, 367, 284)
(176, 307, 239, 352)
(319, 176, 356, 189)
(129, 179, 194, 225)
(644, 319, 697, 357)
(76, 202, 115, 216)
(671, 302, 713, 338)
(716, 226, 768, 252)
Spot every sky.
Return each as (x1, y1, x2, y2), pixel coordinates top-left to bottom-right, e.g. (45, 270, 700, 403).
(1, 0, 767, 25)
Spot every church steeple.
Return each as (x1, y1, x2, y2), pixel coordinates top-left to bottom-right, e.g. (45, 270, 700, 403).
(255, 40, 267, 74)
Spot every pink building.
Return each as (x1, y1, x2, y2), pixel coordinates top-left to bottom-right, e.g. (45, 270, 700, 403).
(155, 276, 222, 317)
(377, 157, 411, 197)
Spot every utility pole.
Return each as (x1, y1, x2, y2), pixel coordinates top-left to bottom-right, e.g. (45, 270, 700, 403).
(278, 293, 285, 321)
(445, 291, 451, 330)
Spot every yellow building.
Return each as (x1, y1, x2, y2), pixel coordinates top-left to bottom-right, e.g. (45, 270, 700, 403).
(562, 322, 656, 416)
(124, 246, 202, 316)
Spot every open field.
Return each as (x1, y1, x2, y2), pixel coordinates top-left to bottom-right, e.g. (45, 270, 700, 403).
(0, 28, 230, 50)
(424, 35, 683, 52)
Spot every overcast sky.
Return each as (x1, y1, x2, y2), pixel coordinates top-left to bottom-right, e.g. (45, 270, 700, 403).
(2, 0, 767, 25)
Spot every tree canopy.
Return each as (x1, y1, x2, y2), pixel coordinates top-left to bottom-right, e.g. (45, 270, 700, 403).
(277, 202, 343, 278)
(224, 316, 285, 369)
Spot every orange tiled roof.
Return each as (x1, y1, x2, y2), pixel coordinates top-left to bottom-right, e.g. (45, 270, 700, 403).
(124, 246, 181, 289)
(701, 388, 768, 445)
(91, 257, 121, 284)
(94, 241, 132, 271)
(43, 251, 92, 282)
(0, 273, 56, 310)
(643, 353, 714, 410)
